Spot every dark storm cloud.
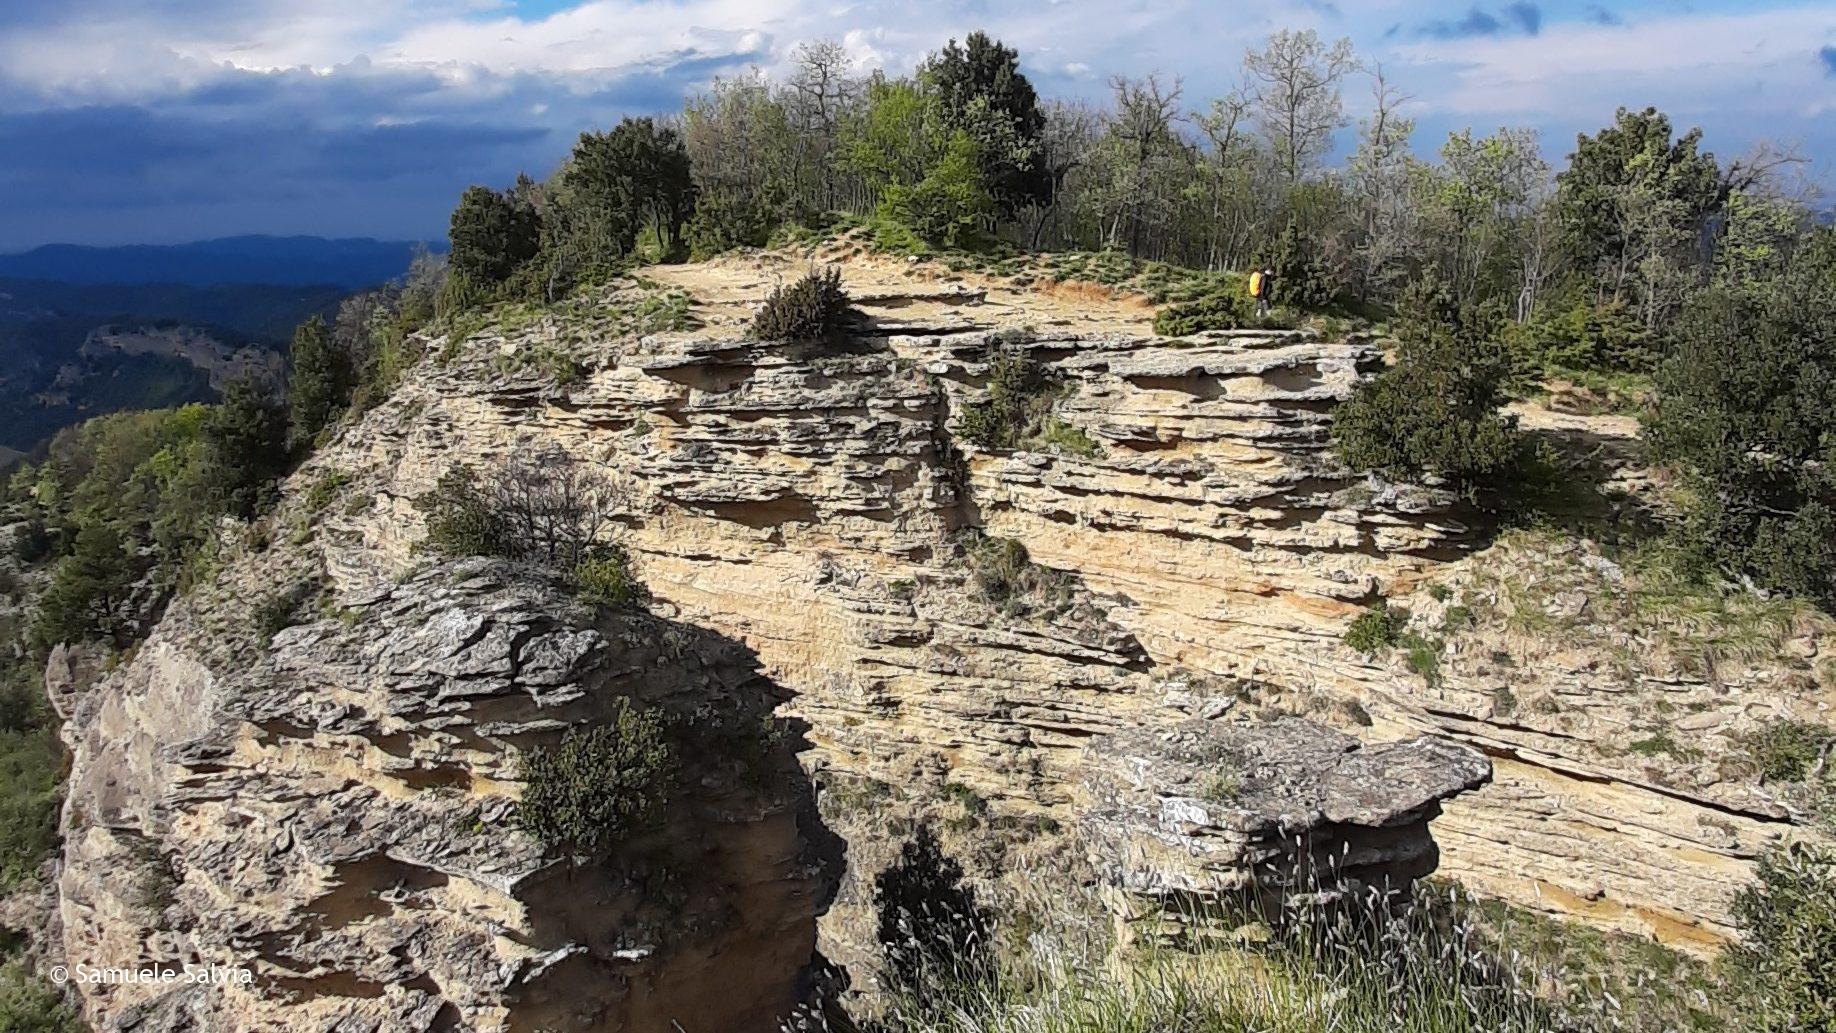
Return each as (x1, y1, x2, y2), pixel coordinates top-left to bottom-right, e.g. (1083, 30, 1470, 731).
(1419, 3, 1542, 39)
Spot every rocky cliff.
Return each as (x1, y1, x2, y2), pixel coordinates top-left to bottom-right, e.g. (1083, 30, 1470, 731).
(56, 554, 840, 1030)
(300, 249, 1825, 949)
(52, 248, 1834, 1027)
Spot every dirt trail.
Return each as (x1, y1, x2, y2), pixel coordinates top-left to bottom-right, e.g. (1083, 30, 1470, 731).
(638, 245, 1159, 339)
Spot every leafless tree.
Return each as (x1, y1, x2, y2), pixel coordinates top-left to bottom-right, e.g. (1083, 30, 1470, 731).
(485, 446, 628, 568)
(1243, 29, 1358, 183)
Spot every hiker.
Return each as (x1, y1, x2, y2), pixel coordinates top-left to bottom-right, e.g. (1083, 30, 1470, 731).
(1249, 267, 1275, 317)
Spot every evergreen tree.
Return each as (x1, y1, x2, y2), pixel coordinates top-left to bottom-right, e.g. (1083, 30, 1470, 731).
(1647, 229, 1836, 604)
(448, 184, 541, 286)
(202, 377, 288, 520)
(32, 523, 134, 647)
(285, 315, 352, 448)
(1332, 276, 1521, 493)
(920, 31, 1048, 214)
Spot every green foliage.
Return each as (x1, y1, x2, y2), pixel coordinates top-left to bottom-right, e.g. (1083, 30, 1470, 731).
(1343, 604, 1404, 655)
(285, 315, 355, 447)
(958, 345, 1096, 456)
(1554, 107, 1723, 322)
(1646, 234, 1836, 606)
(919, 31, 1049, 214)
(201, 377, 289, 520)
(0, 728, 63, 892)
(686, 188, 780, 258)
(1259, 222, 1337, 309)
(1332, 277, 1522, 493)
(515, 699, 677, 856)
(1508, 300, 1662, 376)
(575, 544, 646, 609)
(448, 184, 540, 286)
(874, 826, 996, 1010)
(413, 467, 504, 559)
(753, 267, 852, 341)
(1742, 720, 1836, 784)
(883, 131, 996, 249)
(1154, 285, 1297, 335)
(1726, 842, 1836, 1032)
(32, 523, 133, 648)
(0, 960, 80, 1033)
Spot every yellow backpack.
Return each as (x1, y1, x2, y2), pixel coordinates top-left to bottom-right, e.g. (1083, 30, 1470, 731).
(1248, 270, 1265, 298)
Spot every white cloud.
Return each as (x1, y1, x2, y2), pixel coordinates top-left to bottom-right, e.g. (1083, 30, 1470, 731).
(1396, 4, 1836, 119)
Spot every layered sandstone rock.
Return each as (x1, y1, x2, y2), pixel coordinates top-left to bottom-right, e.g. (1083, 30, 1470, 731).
(56, 556, 839, 1031)
(88, 250, 1829, 977)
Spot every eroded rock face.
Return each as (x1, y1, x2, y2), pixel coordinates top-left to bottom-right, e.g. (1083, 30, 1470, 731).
(1081, 719, 1490, 942)
(153, 256, 1830, 955)
(58, 557, 839, 1031)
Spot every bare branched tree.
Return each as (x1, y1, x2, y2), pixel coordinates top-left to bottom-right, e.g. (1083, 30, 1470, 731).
(485, 446, 628, 568)
(1243, 29, 1358, 183)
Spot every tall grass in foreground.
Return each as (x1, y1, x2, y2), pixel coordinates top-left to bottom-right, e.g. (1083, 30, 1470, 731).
(872, 885, 1579, 1033)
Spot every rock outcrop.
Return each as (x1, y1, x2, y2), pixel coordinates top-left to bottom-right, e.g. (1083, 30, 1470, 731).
(1082, 718, 1492, 945)
(57, 556, 840, 1031)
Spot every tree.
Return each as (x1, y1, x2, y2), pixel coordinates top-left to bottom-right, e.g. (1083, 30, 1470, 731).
(1554, 107, 1721, 325)
(32, 523, 135, 647)
(554, 118, 697, 274)
(285, 315, 353, 448)
(1092, 75, 1186, 253)
(1344, 66, 1419, 302)
(448, 184, 540, 287)
(920, 31, 1048, 214)
(1646, 229, 1836, 604)
(1243, 29, 1358, 184)
(1332, 276, 1521, 493)
(201, 377, 288, 520)
(1422, 128, 1549, 306)
(874, 826, 995, 1010)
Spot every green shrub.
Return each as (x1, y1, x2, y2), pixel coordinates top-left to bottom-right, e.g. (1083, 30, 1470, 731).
(0, 960, 80, 1033)
(575, 544, 646, 608)
(1332, 277, 1521, 494)
(964, 534, 1075, 619)
(255, 580, 319, 644)
(413, 467, 505, 559)
(631, 291, 696, 334)
(1726, 842, 1836, 1031)
(1343, 604, 1405, 655)
(1743, 720, 1835, 783)
(1507, 300, 1661, 376)
(0, 729, 62, 892)
(1646, 250, 1836, 607)
(515, 699, 677, 856)
(957, 346, 1098, 456)
(1154, 288, 1295, 336)
(753, 267, 852, 342)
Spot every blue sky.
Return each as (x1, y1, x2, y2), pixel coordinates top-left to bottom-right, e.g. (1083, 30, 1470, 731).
(0, 0, 1832, 249)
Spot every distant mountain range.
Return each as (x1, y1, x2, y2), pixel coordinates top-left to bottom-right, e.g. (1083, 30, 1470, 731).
(0, 234, 434, 460)
(0, 235, 443, 289)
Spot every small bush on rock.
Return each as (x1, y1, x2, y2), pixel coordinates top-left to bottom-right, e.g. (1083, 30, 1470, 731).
(414, 467, 506, 559)
(575, 544, 647, 609)
(1344, 604, 1405, 655)
(754, 267, 852, 342)
(516, 699, 677, 856)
